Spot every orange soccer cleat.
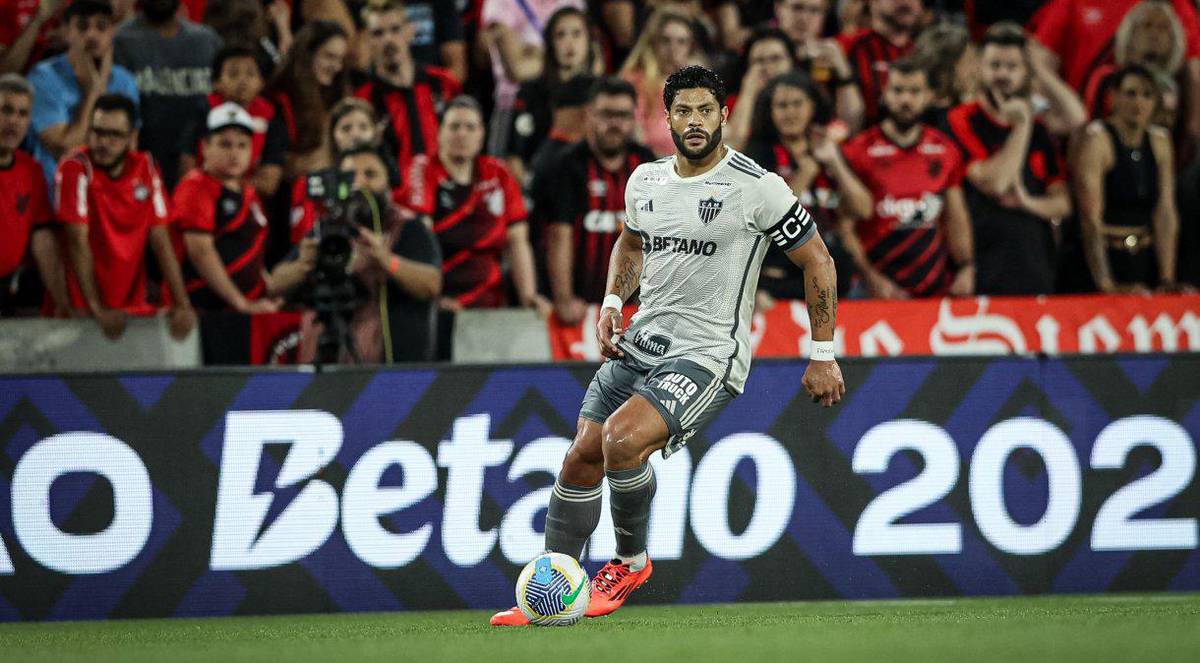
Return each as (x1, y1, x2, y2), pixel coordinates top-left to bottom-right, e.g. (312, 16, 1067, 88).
(489, 606, 530, 626)
(584, 558, 653, 618)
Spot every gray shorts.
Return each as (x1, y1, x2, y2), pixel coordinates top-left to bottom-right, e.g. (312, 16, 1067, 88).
(579, 355, 735, 458)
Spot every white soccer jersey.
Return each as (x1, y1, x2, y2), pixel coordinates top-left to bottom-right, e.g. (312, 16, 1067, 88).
(620, 146, 817, 393)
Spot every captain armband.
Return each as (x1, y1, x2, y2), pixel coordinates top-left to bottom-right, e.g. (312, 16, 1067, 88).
(764, 201, 816, 252)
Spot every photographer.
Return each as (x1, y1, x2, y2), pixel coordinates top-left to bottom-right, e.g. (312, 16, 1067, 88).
(270, 144, 442, 364)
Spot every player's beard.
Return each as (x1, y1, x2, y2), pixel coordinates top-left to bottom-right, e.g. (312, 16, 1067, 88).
(671, 124, 723, 161)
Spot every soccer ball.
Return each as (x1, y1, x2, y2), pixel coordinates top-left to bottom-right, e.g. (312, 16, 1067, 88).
(515, 552, 591, 626)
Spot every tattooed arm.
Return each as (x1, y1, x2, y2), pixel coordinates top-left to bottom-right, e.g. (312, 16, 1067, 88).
(785, 232, 845, 406)
(597, 227, 644, 359)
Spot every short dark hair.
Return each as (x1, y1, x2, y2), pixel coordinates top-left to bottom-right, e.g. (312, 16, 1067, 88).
(888, 56, 930, 84)
(663, 65, 728, 111)
(337, 142, 401, 188)
(92, 93, 138, 128)
(64, 0, 115, 23)
(587, 76, 637, 105)
(741, 27, 798, 74)
(211, 44, 265, 83)
(981, 21, 1027, 50)
(1110, 63, 1159, 93)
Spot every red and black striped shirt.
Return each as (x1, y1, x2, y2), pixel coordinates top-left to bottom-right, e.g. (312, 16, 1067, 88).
(532, 140, 655, 303)
(355, 66, 462, 177)
(405, 154, 526, 308)
(841, 125, 965, 297)
(838, 28, 913, 127)
(172, 169, 269, 310)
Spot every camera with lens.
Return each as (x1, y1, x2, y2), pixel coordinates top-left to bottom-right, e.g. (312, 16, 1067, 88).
(293, 168, 385, 364)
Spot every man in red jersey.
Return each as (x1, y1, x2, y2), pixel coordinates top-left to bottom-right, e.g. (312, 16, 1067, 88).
(406, 95, 548, 358)
(0, 73, 69, 316)
(55, 93, 194, 339)
(355, 0, 461, 177)
(837, 0, 922, 126)
(532, 77, 655, 324)
(174, 102, 281, 314)
(840, 58, 974, 299)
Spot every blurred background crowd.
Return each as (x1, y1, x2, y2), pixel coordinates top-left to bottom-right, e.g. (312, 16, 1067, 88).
(1, 0, 1198, 363)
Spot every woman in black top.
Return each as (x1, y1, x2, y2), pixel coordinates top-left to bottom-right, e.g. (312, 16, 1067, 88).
(1074, 64, 1185, 293)
(742, 71, 872, 300)
(506, 6, 603, 183)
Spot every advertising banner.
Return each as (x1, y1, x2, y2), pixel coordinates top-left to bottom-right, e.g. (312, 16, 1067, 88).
(548, 295, 1200, 360)
(0, 355, 1197, 621)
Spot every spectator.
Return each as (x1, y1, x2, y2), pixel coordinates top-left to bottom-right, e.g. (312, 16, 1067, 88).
(839, 59, 975, 299)
(727, 28, 799, 148)
(743, 71, 871, 299)
(1030, 0, 1200, 93)
(1073, 65, 1185, 294)
(404, 96, 550, 359)
(837, 0, 922, 127)
(55, 93, 194, 339)
(180, 45, 289, 201)
(404, 0, 468, 84)
(711, 0, 776, 54)
(173, 103, 279, 313)
(355, 0, 461, 179)
(533, 77, 654, 323)
(203, 0, 294, 69)
(1082, 1, 1186, 123)
(947, 23, 1072, 296)
(272, 143, 442, 364)
(523, 73, 594, 181)
(113, 0, 223, 188)
(772, 0, 864, 132)
(268, 20, 350, 181)
(620, 8, 703, 156)
(288, 97, 396, 246)
(480, 0, 584, 154)
(507, 6, 603, 182)
(0, 73, 67, 316)
(28, 0, 139, 185)
(0, 0, 61, 74)
(911, 21, 979, 129)
(593, 0, 637, 68)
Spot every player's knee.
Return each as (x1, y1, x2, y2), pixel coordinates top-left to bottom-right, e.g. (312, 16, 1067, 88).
(560, 420, 604, 485)
(601, 416, 645, 467)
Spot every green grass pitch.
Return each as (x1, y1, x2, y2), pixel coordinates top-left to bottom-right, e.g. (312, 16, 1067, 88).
(1, 594, 1197, 662)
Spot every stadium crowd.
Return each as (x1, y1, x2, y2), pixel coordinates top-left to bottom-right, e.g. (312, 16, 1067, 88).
(1, 0, 1198, 363)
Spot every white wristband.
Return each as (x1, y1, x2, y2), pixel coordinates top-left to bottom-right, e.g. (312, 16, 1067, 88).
(810, 340, 836, 361)
(601, 294, 624, 312)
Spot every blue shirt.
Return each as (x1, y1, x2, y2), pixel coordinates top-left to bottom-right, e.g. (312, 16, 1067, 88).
(27, 54, 140, 185)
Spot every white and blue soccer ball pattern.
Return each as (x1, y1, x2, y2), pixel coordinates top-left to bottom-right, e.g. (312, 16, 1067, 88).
(515, 552, 590, 626)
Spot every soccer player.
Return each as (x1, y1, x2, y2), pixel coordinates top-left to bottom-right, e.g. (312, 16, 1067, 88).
(838, 58, 975, 299)
(491, 65, 844, 626)
(55, 93, 194, 340)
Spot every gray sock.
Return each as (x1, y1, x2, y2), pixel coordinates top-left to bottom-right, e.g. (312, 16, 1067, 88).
(606, 463, 657, 558)
(544, 480, 603, 559)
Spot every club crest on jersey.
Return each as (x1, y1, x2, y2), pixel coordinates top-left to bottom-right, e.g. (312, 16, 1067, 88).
(698, 196, 722, 225)
(133, 183, 149, 201)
